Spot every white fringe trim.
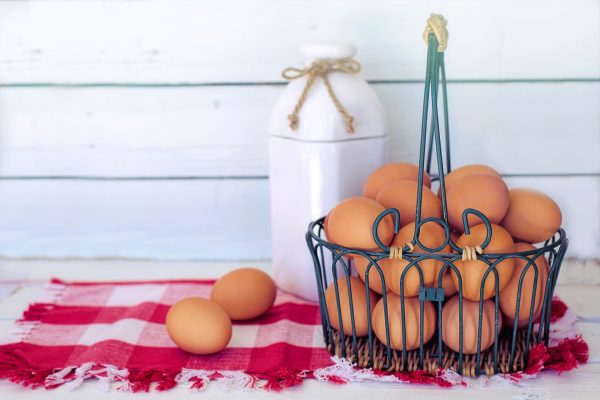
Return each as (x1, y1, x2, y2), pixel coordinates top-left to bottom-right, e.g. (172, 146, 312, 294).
(313, 357, 399, 384)
(176, 368, 211, 392)
(176, 368, 255, 392)
(44, 363, 129, 392)
(313, 356, 466, 386)
(39, 364, 273, 392)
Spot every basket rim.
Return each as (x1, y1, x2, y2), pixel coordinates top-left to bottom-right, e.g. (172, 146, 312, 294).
(307, 215, 567, 259)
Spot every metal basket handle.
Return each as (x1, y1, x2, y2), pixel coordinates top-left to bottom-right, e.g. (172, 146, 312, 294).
(415, 14, 452, 231)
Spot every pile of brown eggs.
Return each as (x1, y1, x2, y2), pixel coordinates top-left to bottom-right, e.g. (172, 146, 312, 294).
(323, 163, 562, 354)
(165, 268, 277, 355)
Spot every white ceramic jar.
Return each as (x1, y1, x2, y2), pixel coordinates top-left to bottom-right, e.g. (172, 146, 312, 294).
(268, 41, 387, 301)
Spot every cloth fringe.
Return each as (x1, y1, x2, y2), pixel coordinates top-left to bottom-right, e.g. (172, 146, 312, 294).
(0, 350, 310, 393)
(313, 356, 465, 387)
(0, 336, 588, 392)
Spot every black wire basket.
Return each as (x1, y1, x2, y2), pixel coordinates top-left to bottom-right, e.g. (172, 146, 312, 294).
(305, 15, 568, 377)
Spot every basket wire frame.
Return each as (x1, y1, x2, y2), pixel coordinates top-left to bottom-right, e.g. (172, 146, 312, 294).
(306, 32, 569, 376)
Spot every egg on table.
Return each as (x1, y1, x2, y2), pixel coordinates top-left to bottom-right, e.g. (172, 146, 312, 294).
(166, 297, 232, 355)
(211, 268, 277, 321)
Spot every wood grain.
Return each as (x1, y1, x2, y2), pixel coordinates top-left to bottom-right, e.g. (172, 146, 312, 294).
(0, 0, 598, 84)
(0, 0, 597, 261)
(0, 82, 597, 177)
(0, 176, 596, 259)
(0, 179, 271, 260)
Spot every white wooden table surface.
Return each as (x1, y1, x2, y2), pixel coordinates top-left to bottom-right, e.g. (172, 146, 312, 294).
(0, 260, 598, 399)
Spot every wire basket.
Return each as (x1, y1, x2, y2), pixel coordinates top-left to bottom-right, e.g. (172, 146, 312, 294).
(305, 15, 568, 377)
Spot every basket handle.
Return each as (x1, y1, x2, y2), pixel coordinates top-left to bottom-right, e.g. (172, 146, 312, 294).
(423, 13, 448, 52)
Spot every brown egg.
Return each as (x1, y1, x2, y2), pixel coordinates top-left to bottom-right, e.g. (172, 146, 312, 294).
(388, 221, 450, 296)
(447, 173, 510, 232)
(500, 243, 549, 328)
(450, 231, 460, 243)
(372, 294, 436, 351)
(452, 224, 515, 301)
(501, 188, 562, 243)
(442, 295, 501, 354)
(438, 164, 500, 196)
(355, 221, 450, 296)
(435, 230, 460, 297)
(439, 271, 458, 297)
(327, 197, 394, 250)
(325, 276, 378, 336)
(211, 268, 277, 321)
(376, 180, 442, 227)
(322, 214, 331, 240)
(353, 255, 392, 295)
(433, 258, 459, 297)
(166, 297, 232, 355)
(364, 163, 431, 199)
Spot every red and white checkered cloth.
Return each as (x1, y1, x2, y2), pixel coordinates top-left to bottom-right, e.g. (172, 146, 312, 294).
(0, 279, 335, 391)
(0, 278, 589, 392)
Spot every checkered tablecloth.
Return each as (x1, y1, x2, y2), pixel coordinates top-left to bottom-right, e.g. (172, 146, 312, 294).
(0, 278, 588, 392)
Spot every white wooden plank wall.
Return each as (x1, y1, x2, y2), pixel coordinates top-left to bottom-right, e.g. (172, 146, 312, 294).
(0, 0, 598, 260)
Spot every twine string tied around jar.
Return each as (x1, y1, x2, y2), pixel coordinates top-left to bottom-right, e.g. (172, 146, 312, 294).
(282, 58, 361, 133)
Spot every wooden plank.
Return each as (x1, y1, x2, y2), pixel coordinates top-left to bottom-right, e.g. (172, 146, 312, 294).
(0, 176, 596, 260)
(0, 283, 20, 305)
(556, 285, 600, 321)
(557, 258, 600, 286)
(0, 82, 598, 177)
(0, 179, 272, 260)
(578, 321, 600, 362)
(0, 261, 270, 287)
(0, 85, 278, 178)
(0, 1, 598, 84)
(383, 82, 600, 173)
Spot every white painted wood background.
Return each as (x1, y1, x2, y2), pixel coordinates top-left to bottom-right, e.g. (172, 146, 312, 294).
(0, 0, 598, 260)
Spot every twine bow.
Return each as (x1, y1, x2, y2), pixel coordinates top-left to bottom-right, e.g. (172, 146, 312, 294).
(389, 243, 415, 260)
(282, 58, 361, 133)
(461, 246, 483, 261)
(423, 13, 449, 52)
